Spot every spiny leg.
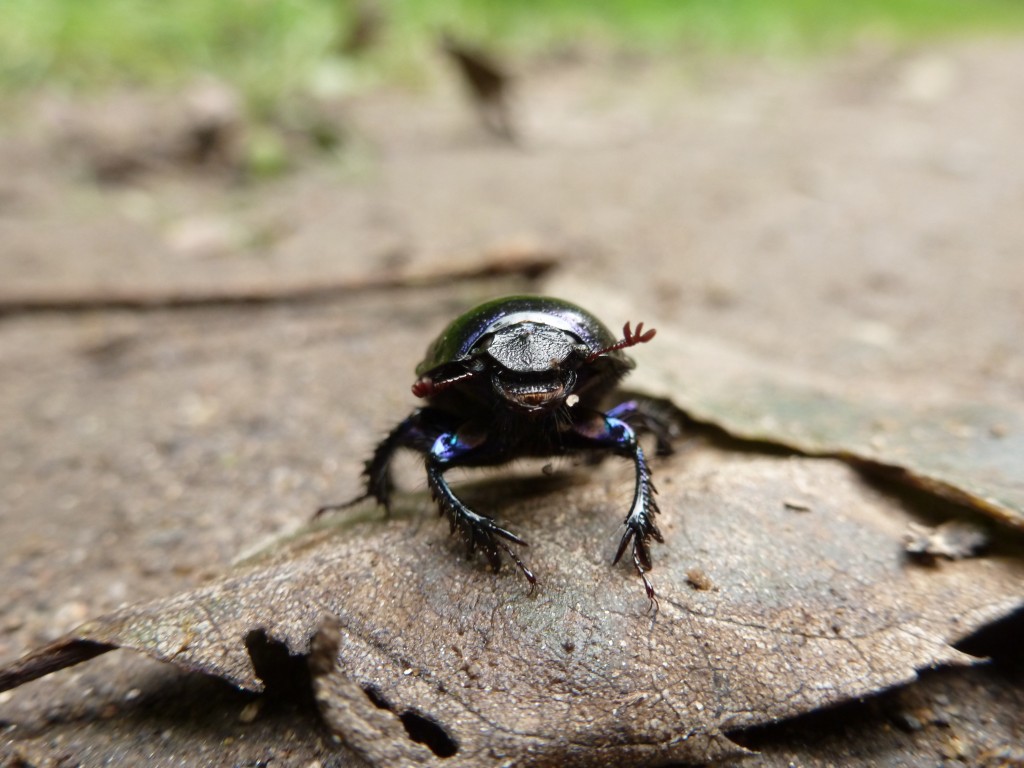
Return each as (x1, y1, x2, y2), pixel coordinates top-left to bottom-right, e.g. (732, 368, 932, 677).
(315, 410, 431, 517)
(427, 434, 536, 586)
(612, 437, 662, 603)
(570, 412, 664, 601)
(319, 410, 535, 586)
(327, 406, 667, 598)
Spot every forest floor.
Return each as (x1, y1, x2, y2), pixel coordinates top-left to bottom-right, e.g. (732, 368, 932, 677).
(1, 37, 1022, 766)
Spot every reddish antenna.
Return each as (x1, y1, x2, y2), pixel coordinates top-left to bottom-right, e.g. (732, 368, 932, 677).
(586, 321, 656, 362)
(412, 369, 478, 398)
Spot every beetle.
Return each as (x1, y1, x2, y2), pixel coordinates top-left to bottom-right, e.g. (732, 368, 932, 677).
(324, 295, 677, 598)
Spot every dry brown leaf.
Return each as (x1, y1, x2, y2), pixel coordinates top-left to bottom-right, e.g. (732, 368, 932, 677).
(2, 447, 1020, 766)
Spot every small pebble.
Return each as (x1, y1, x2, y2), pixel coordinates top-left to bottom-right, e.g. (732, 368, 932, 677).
(686, 567, 714, 591)
(239, 699, 263, 723)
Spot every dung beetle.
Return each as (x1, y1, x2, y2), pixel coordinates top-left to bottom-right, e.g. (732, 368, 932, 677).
(324, 295, 677, 599)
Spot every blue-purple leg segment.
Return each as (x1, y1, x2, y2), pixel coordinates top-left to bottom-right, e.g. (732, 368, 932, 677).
(606, 398, 678, 456)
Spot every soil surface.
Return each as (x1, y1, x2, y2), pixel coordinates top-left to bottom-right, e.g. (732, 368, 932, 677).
(2, 39, 1023, 766)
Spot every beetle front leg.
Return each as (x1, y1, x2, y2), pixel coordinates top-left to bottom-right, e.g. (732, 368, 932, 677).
(614, 436, 663, 603)
(427, 431, 536, 586)
(571, 414, 663, 600)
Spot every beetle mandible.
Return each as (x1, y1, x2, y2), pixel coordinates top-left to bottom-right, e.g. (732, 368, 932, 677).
(323, 295, 677, 599)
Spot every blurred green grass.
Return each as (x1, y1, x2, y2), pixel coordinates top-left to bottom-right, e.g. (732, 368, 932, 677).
(3, 0, 1024, 107)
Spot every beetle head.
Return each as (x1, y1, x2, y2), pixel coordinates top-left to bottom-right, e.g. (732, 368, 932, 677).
(412, 302, 656, 412)
(483, 322, 586, 413)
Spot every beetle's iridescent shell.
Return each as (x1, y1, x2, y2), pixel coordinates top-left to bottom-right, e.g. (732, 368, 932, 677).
(416, 295, 622, 377)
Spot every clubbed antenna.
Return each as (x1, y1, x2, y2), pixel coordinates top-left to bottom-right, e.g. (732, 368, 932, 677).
(586, 321, 656, 362)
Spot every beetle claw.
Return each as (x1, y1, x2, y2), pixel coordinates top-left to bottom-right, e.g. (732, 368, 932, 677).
(613, 526, 659, 604)
(498, 539, 537, 586)
(464, 521, 536, 586)
(488, 522, 528, 547)
(614, 522, 654, 569)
